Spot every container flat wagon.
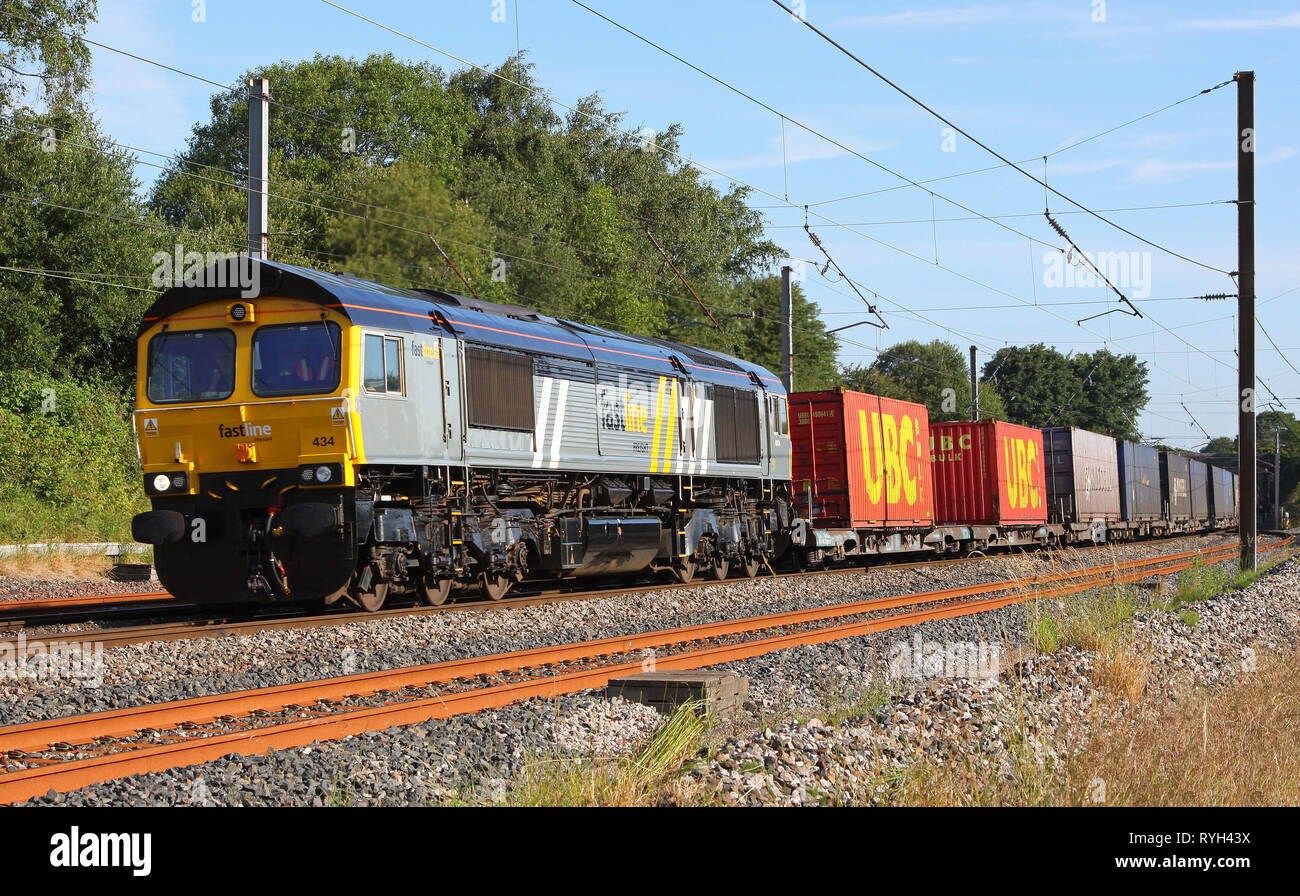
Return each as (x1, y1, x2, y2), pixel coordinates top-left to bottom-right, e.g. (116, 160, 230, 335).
(1115, 440, 1165, 538)
(1189, 459, 1211, 525)
(1159, 451, 1193, 528)
(1209, 465, 1237, 528)
(1042, 425, 1121, 541)
(788, 388, 939, 562)
(929, 419, 1054, 549)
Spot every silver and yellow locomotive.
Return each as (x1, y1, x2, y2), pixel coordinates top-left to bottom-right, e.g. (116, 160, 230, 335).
(131, 259, 793, 609)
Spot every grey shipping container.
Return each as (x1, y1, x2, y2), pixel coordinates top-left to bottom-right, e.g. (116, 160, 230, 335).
(1210, 466, 1237, 523)
(1189, 459, 1210, 521)
(1117, 440, 1162, 521)
(1159, 451, 1192, 520)
(1042, 426, 1121, 523)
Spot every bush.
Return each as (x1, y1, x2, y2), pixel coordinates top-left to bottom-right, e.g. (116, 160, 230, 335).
(0, 371, 144, 541)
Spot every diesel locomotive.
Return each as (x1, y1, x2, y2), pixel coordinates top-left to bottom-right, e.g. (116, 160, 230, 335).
(130, 258, 794, 609)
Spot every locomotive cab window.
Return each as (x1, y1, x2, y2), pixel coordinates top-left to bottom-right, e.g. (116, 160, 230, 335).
(466, 345, 534, 431)
(251, 321, 342, 397)
(364, 334, 405, 395)
(770, 394, 789, 436)
(146, 328, 236, 403)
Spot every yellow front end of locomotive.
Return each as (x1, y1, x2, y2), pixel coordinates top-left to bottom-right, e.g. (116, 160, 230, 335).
(134, 297, 365, 496)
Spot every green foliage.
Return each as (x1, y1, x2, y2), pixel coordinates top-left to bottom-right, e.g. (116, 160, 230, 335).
(842, 339, 1007, 421)
(982, 344, 1147, 439)
(0, 0, 96, 107)
(322, 158, 498, 293)
(1202, 436, 1237, 455)
(1030, 585, 1138, 653)
(720, 276, 839, 390)
(1166, 561, 1223, 607)
(149, 53, 788, 363)
(1029, 605, 1061, 653)
(0, 370, 143, 541)
(1205, 411, 1300, 519)
(0, 103, 165, 389)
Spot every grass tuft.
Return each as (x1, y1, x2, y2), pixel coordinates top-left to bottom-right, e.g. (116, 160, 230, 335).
(503, 701, 709, 806)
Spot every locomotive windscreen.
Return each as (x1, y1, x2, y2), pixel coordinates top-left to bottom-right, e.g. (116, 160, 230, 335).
(467, 346, 535, 431)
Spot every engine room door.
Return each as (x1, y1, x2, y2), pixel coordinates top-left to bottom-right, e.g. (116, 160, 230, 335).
(437, 335, 461, 457)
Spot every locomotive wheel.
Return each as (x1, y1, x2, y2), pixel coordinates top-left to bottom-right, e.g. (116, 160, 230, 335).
(481, 571, 512, 601)
(417, 576, 454, 607)
(672, 558, 696, 585)
(709, 557, 730, 581)
(741, 555, 761, 578)
(350, 581, 388, 612)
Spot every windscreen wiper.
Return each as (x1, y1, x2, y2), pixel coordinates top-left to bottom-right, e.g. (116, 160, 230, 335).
(146, 325, 171, 396)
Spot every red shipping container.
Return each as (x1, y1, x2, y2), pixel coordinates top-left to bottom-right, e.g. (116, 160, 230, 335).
(930, 420, 1047, 526)
(788, 388, 933, 528)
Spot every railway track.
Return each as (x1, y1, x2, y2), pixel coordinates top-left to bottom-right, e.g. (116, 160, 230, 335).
(0, 590, 185, 631)
(1, 537, 1287, 803)
(0, 532, 1253, 654)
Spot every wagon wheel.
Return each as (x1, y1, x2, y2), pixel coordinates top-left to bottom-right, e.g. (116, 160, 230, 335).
(349, 581, 388, 612)
(741, 555, 762, 578)
(708, 557, 730, 581)
(481, 570, 512, 601)
(417, 575, 454, 607)
(672, 558, 697, 585)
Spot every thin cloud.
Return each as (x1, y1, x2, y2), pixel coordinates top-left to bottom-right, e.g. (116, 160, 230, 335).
(835, 5, 1015, 28)
(701, 131, 891, 173)
(1129, 148, 1297, 183)
(1183, 12, 1300, 30)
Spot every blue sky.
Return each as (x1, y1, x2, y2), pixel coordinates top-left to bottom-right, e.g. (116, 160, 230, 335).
(83, 0, 1299, 446)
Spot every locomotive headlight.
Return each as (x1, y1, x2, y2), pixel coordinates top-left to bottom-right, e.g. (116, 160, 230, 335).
(298, 462, 341, 486)
(146, 471, 188, 495)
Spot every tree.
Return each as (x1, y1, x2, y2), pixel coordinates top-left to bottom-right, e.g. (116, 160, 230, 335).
(980, 344, 1074, 427)
(717, 275, 839, 389)
(0, 1, 167, 388)
(0, 0, 95, 107)
(842, 339, 1007, 421)
(981, 343, 1147, 439)
(323, 159, 499, 297)
(1068, 349, 1149, 440)
(1207, 412, 1300, 520)
(1202, 436, 1237, 455)
(149, 54, 781, 346)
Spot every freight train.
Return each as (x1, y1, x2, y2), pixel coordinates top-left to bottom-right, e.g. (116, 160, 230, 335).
(129, 258, 1237, 609)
